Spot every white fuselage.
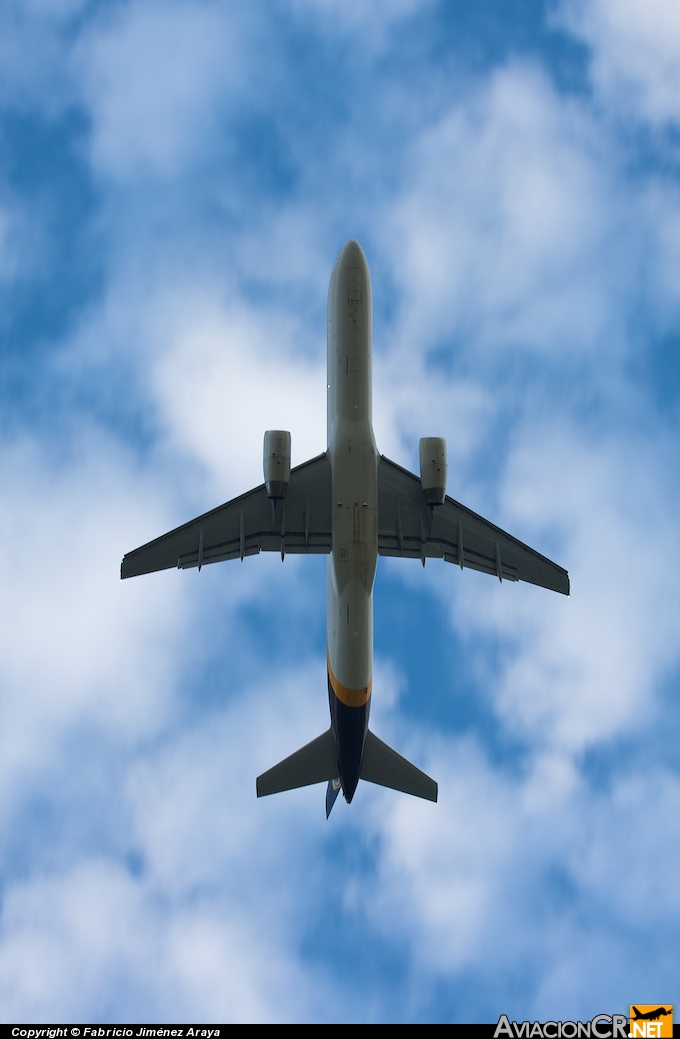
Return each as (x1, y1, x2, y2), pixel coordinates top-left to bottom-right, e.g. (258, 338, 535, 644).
(326, 240, 378, 718)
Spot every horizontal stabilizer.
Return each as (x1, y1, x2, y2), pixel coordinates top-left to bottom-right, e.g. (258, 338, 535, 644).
(256, 728, 338, 797)
(360, 730, 437, 802)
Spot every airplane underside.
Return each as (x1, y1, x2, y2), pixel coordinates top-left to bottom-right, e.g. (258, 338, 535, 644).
(121, 239, 569, 817)
(254, 676, 438, 818)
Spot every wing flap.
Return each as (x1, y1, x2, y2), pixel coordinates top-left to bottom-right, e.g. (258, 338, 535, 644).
(377, 455, 569, 595)
(122, 453, 332, 579)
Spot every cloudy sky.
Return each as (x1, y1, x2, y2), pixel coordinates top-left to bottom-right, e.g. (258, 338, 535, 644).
(1, 0, 679, 1024)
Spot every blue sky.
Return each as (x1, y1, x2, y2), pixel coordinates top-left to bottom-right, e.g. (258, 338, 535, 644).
(1, 0, 679, 1024)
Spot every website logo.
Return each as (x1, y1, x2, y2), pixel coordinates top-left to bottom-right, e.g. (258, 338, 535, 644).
(494, 1015, 627, 1037)
(629, 1006, 673, 1039)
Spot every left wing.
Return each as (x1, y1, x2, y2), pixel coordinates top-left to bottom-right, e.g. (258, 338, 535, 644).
(121, 453, 332, 579)
(377, 456, 569, 595)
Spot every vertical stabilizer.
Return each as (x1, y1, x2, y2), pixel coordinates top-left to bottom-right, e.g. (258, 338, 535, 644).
(325, 779, 342, 818)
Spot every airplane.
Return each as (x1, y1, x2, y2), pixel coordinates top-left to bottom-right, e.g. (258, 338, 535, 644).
(631, 1009, 673, 1022)
(121, 239, 570, 817)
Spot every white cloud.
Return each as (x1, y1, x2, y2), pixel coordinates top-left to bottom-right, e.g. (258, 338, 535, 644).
(558, 0, 680, 126)
(388, 63, 629, 359)
(362, 737, 680, 1016)
(0, 655, 344, 1021)
(0, 859, 312, 1021)
(477, 424, 680, 754)
(74, 1, 253, 179)
(151, 295, 327, 499)
(0, 433, 188, 809)
(290, 0, 432, 47)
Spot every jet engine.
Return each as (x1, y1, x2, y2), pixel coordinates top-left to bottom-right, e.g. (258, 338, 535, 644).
(419, 437, 447, 505)
(263, 430, 291, 499)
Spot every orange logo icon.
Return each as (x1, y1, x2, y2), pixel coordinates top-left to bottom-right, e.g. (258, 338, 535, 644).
(629, 1006, 673, 1038)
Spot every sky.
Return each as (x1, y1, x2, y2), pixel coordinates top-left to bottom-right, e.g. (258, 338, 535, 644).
(0, 0, 679, 1025)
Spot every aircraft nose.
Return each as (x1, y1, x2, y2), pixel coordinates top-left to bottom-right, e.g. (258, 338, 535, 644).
(339, 238, 366, 267)
(330, 238, 371, 299)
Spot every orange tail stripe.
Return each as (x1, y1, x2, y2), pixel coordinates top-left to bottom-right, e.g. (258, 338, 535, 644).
(327, 651, 372, 707)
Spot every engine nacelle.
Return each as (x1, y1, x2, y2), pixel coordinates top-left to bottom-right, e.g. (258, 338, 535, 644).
(419, 437, 447, 506)
(263, 430, 291, 499)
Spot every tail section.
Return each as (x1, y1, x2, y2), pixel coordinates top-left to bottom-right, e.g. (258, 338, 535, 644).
(256, 728, 338, 797)
(360, 730, 437, 802)
(325, 778, 342, 818)
(255, 726, 437, 812)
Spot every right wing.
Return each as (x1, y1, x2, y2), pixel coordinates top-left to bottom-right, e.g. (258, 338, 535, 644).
(121, 453, 332, 579)
(377, 455, 569, 595)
